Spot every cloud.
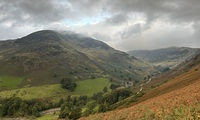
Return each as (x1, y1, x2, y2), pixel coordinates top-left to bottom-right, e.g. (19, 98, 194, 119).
(105, 13, 128, 25)
(92, 32, 112, 42)
(106, 0, 200, 23)
(0, 0, 200, 50)
(120, 23, 149, 39)
(114, 21, 196, 50)
(0, 0, 72, 24)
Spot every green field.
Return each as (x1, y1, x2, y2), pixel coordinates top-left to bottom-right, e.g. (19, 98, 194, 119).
(0, 78, 111, 102)
(73, 78, 111, 96)
(0, 75, 24, 89)
(0, 84, 69, 101)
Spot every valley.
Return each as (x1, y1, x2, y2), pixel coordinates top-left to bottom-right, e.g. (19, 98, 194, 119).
(1, 0, 200, 119)
(0, 30, 200, 120)
(0, 30, 154, 119)
(80, 51, 200, 120)
(128, 47, 200, 68)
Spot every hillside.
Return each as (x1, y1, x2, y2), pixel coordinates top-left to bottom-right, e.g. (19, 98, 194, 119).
(128, 47, 200, 68)
(80, 53, 200, 120)
(0, 30, 154, 87)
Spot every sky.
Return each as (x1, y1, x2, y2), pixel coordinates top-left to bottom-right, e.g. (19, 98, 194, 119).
(0, 0, 200, 51)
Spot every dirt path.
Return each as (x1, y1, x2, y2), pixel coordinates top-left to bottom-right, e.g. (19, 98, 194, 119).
(41, 108, 61, 115)
(137, 78, 152, 94)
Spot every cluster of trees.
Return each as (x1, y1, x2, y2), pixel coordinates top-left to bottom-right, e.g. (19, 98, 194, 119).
(0, 77, 140, 120)
(59, 88, 133, 119)
(60, 78, 77, 92)
(59, 95, 88, 119)
(0, 87, 141, 119)
(0, 97, 62, 117)
(110, 84, 120, 90)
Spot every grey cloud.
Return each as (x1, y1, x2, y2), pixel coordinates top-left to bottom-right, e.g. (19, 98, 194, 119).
(105, 0, 200, 23)
(1, 0, 200, 51)
(68, 0, 106, 17)
(192, 22, 200, 45)
(92, 32, 111, 42)
(105, 0, 169, 23)
(0, 0, 72, 25)
(104, 13, 128, 25)
(120, 23, 150, 39)
(121, 24, 142, 39)
(2, 0, 200, 26)
(115, 27, 195, 51)
(0, 23, 41, 40)
(168, 0, 200, 23)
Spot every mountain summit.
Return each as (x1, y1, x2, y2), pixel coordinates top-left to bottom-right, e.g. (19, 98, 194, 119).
(0, 30, 153, 86)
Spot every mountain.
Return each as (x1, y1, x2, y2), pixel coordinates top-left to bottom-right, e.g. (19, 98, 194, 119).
(80, 51, 200, 120)
(128, 47, 200, 68)
(0, 30, 154, 86)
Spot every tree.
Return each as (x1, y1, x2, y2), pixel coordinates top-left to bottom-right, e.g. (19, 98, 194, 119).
(0, 104, 7, 117)
(59, 98, 64, 106)
(98, 103, 108, 112)
(60, 78, 77, 92)
(103, 87, 108, 93)
(59, 106, 70, 119)
(102, 88, 132, 105)
(110, 84, 118, 90)
(32, 107, 40, 117)
(109, 78, 113, 82)
(69, 107, 81, 120)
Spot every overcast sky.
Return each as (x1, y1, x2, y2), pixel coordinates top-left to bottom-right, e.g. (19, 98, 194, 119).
(0, 0, 200, 51)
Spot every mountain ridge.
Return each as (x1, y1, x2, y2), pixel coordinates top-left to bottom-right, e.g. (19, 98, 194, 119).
(0, 30, 154, 87)
(128, 47, 200, 68)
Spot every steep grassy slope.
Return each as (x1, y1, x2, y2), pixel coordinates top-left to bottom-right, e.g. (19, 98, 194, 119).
(80, 80, 200, 120)
(128, 47, 200, 67)
(0, 30, 154, 87)
(80, 54, 200, 120)
(138, 53, 200, 102)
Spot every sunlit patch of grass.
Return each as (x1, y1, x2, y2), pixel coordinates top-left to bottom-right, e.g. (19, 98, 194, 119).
(0, 84, 69, 102)
(73, 78, 111, 96)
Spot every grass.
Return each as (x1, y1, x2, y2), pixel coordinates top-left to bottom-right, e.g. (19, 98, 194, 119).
(0, 77, 111, 103)
(82, 103, 200, 120)
(0, 84, 69, 102)
(37, 113, 59, 120)
(0, 75, 24, 89)
(0, 78, 111, 101)
(73, 78, 111, 96)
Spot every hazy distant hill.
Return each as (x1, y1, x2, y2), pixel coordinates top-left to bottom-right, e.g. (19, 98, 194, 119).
(128, 47, 200, 68)
(0, 30, 154, 86)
